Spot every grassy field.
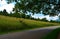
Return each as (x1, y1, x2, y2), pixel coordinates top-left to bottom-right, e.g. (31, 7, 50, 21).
(0, 15, 59, 34)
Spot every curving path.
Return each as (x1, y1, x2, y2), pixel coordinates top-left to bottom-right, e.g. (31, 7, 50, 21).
(0, 26, 60, 39)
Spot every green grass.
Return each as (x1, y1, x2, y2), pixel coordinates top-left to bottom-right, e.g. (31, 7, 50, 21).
(42, 28, 60, 39)
(0, 15, 59, 34)
(22, 19, 59, 28)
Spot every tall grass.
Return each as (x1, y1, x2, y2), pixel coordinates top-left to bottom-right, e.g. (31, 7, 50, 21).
(0, 15, 59, 34)
(22, 19, 59, 28)
(0, 15, 23, 32)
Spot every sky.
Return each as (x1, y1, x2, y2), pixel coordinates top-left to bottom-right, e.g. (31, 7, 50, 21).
(32, 14, 58, 21)
(0, 0, 15, 13)
(0, 0, 59, 21)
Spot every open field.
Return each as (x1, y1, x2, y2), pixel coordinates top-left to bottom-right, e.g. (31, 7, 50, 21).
(0, 15, 59, 34)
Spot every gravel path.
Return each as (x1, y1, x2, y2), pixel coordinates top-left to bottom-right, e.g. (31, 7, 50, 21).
(0, 26, 60, 39)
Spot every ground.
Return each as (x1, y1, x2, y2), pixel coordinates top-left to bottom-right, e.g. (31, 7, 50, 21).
(0, 26, 59, 39)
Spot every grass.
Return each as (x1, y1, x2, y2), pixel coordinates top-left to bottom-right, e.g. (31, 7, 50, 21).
(22, 19, 59, 28)
(0, 15, 59, 34)
(42, 28, 60, 39)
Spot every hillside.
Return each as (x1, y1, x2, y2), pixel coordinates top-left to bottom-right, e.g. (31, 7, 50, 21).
(0, 15, 59, 34)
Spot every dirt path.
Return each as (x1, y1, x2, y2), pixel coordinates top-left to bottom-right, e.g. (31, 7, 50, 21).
(0, 26, 60, 39)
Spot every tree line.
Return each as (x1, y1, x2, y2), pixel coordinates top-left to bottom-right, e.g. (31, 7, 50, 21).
(0, 9, 49, 22)
(0, 9, 59, 23)
(0, 9, 31, 19)
(0, 0, 60, 23)
(5, 0, 60, 22)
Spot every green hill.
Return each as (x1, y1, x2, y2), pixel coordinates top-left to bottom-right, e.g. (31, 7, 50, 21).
(0, 15, 59, 34)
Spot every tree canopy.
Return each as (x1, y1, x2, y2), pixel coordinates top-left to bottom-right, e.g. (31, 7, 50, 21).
(6, 0, 60, 16)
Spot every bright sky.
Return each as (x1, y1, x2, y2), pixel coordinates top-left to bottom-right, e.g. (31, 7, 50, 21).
(32, 14, 58, 21)
(0, 0, 59, 20)
(0, 0, 15, 13)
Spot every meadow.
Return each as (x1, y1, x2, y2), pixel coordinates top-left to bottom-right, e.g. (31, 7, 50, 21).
(0, 15, 59, 34)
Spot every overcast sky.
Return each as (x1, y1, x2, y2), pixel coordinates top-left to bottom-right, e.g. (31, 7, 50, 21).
(0, 0, 59, 20)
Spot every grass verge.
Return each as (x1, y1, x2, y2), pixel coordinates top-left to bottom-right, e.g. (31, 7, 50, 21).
(0, 15, 59, 34)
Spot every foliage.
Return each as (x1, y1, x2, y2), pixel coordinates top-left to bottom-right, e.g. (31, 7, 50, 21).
(0, 11, 3, 15)
(50, 20, 56, 22)
(26, 14, 31, 19)
(2, 9, 8, 16)
(0, 9, 8, 16)
(40, 18, 48, 22)
(0, 9, 31, 19)
(11, 13, 20, 18)
(6, 0, 60, 16)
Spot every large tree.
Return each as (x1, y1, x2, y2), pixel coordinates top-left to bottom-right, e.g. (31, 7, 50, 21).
(6, 0, 60, 16)
(2, 9, 8, 16)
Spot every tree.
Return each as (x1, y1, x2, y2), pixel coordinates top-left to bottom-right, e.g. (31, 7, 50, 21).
(2, 9, 8, 16)
(9, 12, 13, 16)
(41, 18, 48, 22)
(21, 13, 26, 18)
(12, 12, 20, 18)
(0, 11, 3, 15)
(6, 0, 60, 16)
(26, 14, 31, 19)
